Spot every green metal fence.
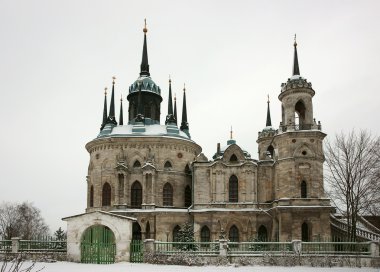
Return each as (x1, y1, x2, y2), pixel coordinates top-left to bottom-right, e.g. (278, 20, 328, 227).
(227, 241, 293, 255)
(19, 239, 66, 252)
(0, 240, 12, 252)
(301, 241, 371, 255)
(154, 241, 219, 255)
(130, 240, 143, 263)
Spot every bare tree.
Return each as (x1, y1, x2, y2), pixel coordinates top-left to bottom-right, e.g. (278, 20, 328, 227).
(0, 202, 49, 240)
(325, 130, 380, 241)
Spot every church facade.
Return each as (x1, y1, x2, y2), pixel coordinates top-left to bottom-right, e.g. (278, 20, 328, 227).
(65, 24, 333, 261)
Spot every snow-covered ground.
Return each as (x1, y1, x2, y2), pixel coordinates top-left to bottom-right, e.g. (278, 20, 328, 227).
(1, 262, 379, 272)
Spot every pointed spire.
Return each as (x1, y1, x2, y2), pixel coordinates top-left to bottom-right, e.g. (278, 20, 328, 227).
(168, 76, 173, 115)
(100, 87, 108, 131)
(106, 77, 117, 125)
(140, 19, 150, 77)
(180, 83, 189, 132)
(292, 34, 300, 76)
(174, 93, 178, 125)
(266, 95, 272, 127)
(119, 95, 124, 125)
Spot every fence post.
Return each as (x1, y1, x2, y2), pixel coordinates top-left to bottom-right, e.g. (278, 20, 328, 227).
(144, 239, 155, 255)
(11, 237, 21, 253)
(292, 240, 302, 255)
(219, 239, 228, 256)
(369, 241, 379, 257)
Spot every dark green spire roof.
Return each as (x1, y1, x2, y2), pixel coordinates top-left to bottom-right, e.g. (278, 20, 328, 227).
(174, 94, 178, 125)
(100, 87, 108, 131)
(140, 20, 150, 77)
(292, 35, 300, 76)
(106, 78, 117, 126)
(168, 78, 173, 115)
(266, 95, 272, 127)
(119, 95, 124, 125)
(180, 84, 189, 132)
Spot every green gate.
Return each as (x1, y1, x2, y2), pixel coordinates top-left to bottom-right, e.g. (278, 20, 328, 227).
(81, 225, 116, 264)
(130, 240, 143, 263)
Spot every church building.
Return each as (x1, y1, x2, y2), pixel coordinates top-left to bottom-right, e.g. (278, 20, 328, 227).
(64, 23, 333, 262)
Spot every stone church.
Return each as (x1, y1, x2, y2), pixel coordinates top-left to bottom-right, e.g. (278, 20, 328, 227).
(64, 24, 333, 262)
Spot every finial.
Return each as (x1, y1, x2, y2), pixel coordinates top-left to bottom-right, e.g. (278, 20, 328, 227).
(104, 87, 107, 95)
(294, 33, 297, 47)
(174, 93, 176, 101)
(143, 18, 148, 33)
(183, 83, 186, 92)
(112, 76, 116, 84)
(267, 94, 270, 103)
(230, 126, 233, 140)
(169, 74, 171, 83)
(120, 94, 123, 102)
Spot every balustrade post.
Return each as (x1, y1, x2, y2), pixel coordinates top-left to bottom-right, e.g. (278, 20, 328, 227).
(369, 241, 379, 257)
(11, 237, 21, 253)
(218, 239, 228, 256)
(292, 240, 302, 255)
(144, 239, 155, 255)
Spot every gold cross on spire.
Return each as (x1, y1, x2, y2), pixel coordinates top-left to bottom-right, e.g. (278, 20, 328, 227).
(143, 18, 148, 33)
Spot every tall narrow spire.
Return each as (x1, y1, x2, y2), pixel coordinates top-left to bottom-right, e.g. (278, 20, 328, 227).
(140, 19, 150, 77)
(292, 34, 300, 76)
(180, 84, 189, 132)
(174, 94, 178, 125)
(119, 95, 124, 125)
(106, 77, 117, 125)
(168, 76, 173, 115)
(100, 87, 108, 131)
(266, 95, 272, 127)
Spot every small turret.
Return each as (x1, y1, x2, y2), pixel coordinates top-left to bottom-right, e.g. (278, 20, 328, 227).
(165, 77, 176, 125)
(106, 77, 117, 126)
(100, 87, 108, 131)
(180, 84, 189, 136)
(119, 95, 124, 125)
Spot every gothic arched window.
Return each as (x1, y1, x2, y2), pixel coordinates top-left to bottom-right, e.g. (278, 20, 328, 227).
(102, 182, 111, 206)
(164, 161, 172, 170)
(131, 181, 142, 208)
(302, 222, 309, 241)
(229, 225, 239, 243)
(163, 183, 173, 206)
(200, 226, 211, 243)
(258, 225, 268, 241)
(229, 175, 238, 202)
(184, 185, 192, 207)
(132, 222, 142, 240)
(89, 186, 94, 207)
(185, 164, 191, 175)
(230, 154, 238, 162)
(301, 180, 307, 198)
(133, 160, 141, 169)
(295, 100, 306, 127)
(267, 145, 274, 158)
(173, 225, 180, 242)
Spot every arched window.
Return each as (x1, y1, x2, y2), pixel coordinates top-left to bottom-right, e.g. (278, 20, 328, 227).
(163, 183, 173, 206)
(258, 225, 268, 241)
(173, 225, 180, 242)
(133, 160, 141, 169)
(146, 222, 151, 239)
(302, 222, 309, 241)
(132, 222, 142, 240)
(118, 174, 124, 200)
(229, 225, 239, 242)
(295, 100, 306, 127)
(301, 180, 307, 198)
(229, 175, 238, 202)
(102, 182, 111, 206)
(184, 186, 192, 207)
(89, 186, 94, 207)
(230, 154, 238, 162)
(185, 164, 191, 175)
(200, 226, 210, 243)
(164, 161, 172, 170)
(267, 145, 274, 158)
(131, 181, 142, 208)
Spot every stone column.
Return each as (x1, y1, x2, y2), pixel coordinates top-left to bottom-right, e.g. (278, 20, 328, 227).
(11, 237, 21, 253)
(144, 239, 155, 255)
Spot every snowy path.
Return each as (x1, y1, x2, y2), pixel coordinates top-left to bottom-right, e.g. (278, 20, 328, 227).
(2, 262, 378, 272)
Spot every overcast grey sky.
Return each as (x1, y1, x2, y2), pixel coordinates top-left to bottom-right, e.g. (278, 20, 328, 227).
(0, 0, 379, 233)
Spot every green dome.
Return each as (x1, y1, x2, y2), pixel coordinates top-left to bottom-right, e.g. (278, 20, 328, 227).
(129, 76, 161, 95)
